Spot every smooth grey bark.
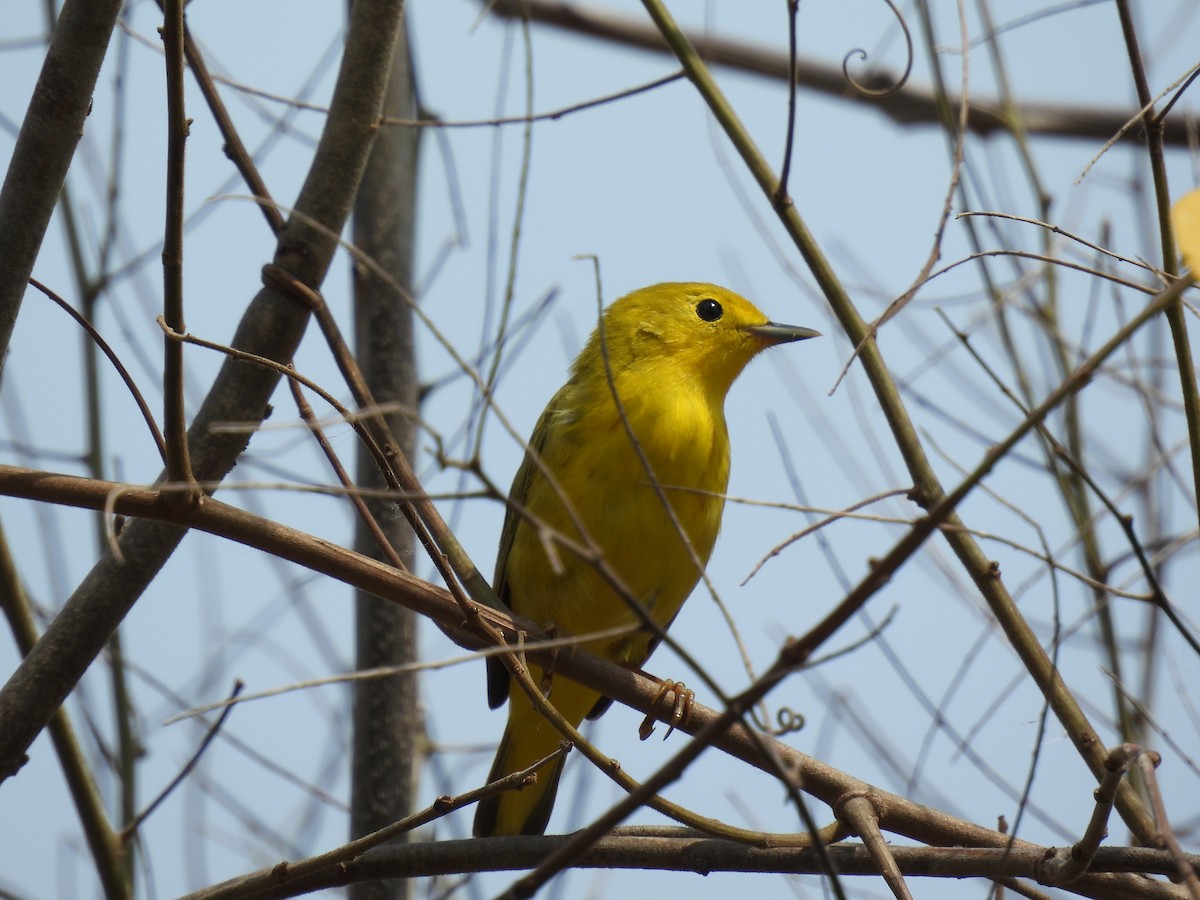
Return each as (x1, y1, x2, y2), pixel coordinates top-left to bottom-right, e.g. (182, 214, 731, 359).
(0, 0, 124, 372)
(348, 11, 423, 900)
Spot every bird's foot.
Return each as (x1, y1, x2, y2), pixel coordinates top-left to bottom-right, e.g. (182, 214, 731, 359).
(639, 679, 694, 741)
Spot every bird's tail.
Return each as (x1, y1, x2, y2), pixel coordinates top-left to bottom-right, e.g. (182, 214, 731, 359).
(472, 723, 566, 836)
(473, 674, 597, 836)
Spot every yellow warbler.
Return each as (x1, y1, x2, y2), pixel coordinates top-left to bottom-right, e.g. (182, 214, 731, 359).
(473, 283, 819, 837)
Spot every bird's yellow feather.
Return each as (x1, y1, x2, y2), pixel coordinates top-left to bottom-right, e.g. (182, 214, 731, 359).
(474, 283, 818, 836)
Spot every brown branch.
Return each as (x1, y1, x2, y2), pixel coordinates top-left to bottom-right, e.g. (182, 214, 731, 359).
(188, 834, 1190, 900)
(1038, 744, 1141, 885)
(836, 792, 911, 900)
(147, 0, 282, 236)
(160, 0, 195, 489)
(482, 0, 1197, 147)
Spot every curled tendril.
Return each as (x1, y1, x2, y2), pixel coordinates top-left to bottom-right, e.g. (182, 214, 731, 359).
(748, 704, 805, 736)
(842, 0, 914, 99)
(774, 706, 806, 736)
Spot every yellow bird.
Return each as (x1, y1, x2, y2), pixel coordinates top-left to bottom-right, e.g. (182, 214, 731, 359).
(473, 282, 819, 837)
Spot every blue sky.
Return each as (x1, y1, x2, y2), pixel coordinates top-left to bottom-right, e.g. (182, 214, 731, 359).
(2, 1, 1199, 897)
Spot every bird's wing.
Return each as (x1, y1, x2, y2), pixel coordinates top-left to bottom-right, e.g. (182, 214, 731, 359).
(486, 402, 558, 709)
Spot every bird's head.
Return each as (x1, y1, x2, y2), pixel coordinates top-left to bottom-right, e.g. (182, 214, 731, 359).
(587, 282, 820, 399)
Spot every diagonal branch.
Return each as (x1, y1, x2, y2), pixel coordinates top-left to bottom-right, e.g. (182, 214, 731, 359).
(0, 0, 408, 785)
(0, 0, 125, 366)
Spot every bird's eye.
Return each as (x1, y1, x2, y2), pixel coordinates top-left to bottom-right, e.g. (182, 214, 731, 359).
(696, 298, 723, 322)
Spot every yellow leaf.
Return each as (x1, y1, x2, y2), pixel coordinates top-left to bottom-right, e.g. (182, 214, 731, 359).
(1171, 189, 1200, 280)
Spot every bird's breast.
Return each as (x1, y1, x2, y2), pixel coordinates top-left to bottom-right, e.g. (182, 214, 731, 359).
(574, 389, 726, 601)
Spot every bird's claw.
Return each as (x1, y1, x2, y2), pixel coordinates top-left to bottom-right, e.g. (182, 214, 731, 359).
(537, 621, 560, 696)
(639, 680, 694, 741)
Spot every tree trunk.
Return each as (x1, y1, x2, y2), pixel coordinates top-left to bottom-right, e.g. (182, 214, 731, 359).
(349, 8, 422, 900)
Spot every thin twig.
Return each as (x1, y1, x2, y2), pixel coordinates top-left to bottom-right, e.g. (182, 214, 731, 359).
(290, 379, 405, 570)
(773, 0, 798, 211)
(385, 71, 686, 129)
(160, 0, 195, 489)
(177, 10, 284, 234)
(120, 680, 244, 841)
(30, 278, 166, 463)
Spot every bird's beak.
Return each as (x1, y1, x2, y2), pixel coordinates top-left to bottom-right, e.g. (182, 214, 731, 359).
(747, 322, 822, 345)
